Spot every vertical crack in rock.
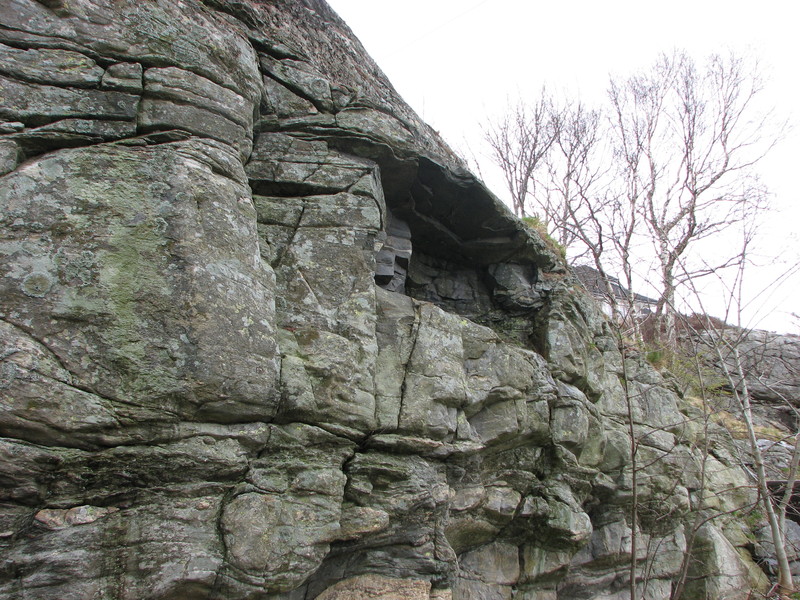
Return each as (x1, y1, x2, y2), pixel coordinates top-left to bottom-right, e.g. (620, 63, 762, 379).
(396, 300, 423, 431)
(272, 202, 306, 270)
(210, 485, 238, 599)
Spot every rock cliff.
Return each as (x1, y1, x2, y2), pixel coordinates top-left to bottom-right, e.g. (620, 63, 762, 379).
(695, 328, 800, 431)
(0, 1, 771, 598)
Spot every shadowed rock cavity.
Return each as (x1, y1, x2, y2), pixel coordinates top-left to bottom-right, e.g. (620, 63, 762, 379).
(373, 208, 546, 349)
(375, 209, 412, 293)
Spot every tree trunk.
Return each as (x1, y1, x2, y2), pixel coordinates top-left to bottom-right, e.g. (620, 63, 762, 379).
(729, 344, 795, 596)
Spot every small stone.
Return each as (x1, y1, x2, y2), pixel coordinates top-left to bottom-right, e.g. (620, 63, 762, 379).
(336, 506, 390, 540)
(484, 487, 521, 521)
(316, 575, 432, 600)
(0, 43, 103, 87)
(0, 122, 25, 133)
(450, 486, 486, 512)
(0, 74, 140, 122)
(34, 506, 119, 529)
(101, 62, 143, 92)
(0, 139, 21, 176)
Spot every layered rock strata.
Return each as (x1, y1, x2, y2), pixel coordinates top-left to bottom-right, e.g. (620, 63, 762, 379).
(0, 1, 770, 599)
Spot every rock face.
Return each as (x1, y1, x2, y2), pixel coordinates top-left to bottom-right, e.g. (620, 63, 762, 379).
(0, 1, 770, 598)
(696, 328, 800, 429)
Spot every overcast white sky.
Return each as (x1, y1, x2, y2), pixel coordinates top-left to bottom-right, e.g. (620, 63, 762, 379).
(326, 0, 799, 334)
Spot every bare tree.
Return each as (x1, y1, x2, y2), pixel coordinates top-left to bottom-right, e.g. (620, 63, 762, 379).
(547, 100, 651, 340)
(544, 101, 605, 250)
(610, 51, 774, 345)
(677, 237, 800, 599)
(482, 91, 559, 218)
(482, 50, 778, 345)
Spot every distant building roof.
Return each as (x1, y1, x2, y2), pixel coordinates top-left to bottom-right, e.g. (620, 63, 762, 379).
(573, 265, 658, 305)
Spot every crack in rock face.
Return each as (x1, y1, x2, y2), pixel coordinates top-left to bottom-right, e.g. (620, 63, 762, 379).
(0, 1, 775, 599)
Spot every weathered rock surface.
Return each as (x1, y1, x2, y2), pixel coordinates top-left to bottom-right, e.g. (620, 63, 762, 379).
(0, 0, 772, 598)
(693, 328, 800, 429)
